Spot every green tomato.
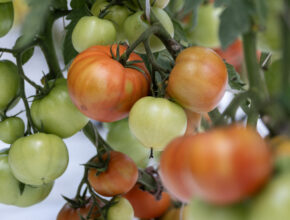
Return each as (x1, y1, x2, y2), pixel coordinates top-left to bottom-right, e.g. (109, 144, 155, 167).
(124, 7, 174, 53)
(186, 4, 220, 48)
(169, 0, 184, 13)
(0, 153, 53, 207)
(188, 199, 248, 220)
(106, 118, 150, 168)
(132, 0, 170, 9)
(107, 197, 134, 220)
(249, 174, 290, 220)
(0, 117, 25, 144)
(0, 60, 20, 112)
(0, 2, 13, 37)
(8, 133, 69, 186)
(0, 0, 12, 2)
(72, 16, 116, 52)
(31, 79, 89, 139)
(129, 97, 187, 151)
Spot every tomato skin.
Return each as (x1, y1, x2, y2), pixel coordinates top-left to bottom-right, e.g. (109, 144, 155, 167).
(0, 60, 20, 112)
(167, 47, 228, 113)
(31, 79, 89, 139)
(124, 7, 174, 53)
(124, 184, 171, 219)
(67, 44, 150, 122)
(72, 16, 116, 52)
(189, 125, 272, 204)
(88, 151, 138, 197)
(107, 197, 134, 220)
(0, 2, 13, 37)
(160, 206, 190, 220)
(8, 133, 69, 186)
(0, 154, 53, 207)
(106, 118, 150, 168)
(129, 97, 187, 151)
(0, 117, 25, 144)
(249, 174, 290, 220)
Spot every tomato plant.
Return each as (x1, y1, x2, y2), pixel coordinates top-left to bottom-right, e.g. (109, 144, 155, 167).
(67, 44, 150, 122)
(0, 117, 24, 144)
(8, 133, 69, 186)
(129, 97, 187, 151)
(106, 197, 134, 220)
(124, 184, 171, 219)
(30, 79, 89, 138)
(0, 152, 53, 207)
(160, 205, 190, 220)
(88, 151, 138, 197)
(167, 46, 228, 113)
(0, 2, 13, 37)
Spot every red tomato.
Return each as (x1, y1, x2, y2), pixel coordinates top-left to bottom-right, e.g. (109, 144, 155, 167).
(167, 46, 228, 113)
(161, 124, 273, 205)
(88, 151, 138, 197)
(124, 184, 171, 219)
(67, 44, 150, 122)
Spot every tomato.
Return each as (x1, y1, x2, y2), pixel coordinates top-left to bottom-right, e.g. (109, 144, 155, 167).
(13, 0, 29, 26)
(186, 4, 221, 48)
(107, 197, 134, 220)
(0, 60, 20, 112)
(30, 79, 89, 139)
(249, 174, 290, 220)
(129, 97, 187, 151)
(162, 124, 272, 205)
(72, 16, 116, 52)
(270, 136, 290, 173)
(0, 153, 53, 207)
(188, 199, 248, 220)
(0, 2, 13, 37)
(106, 118, 150, 168)
(88, 151, 138, 197)
(67, 44, 150, 122)
(124, 7, 174, 53)
(0, 117, 24, 144)
(8, 133, 69, 186)
(160, 205, 190, 220)
(57, 198, 103, 220)
(132, 0, 170, 9)
(124, 184, 171, 219)
(184, 110, 201, 135)
(167, 47, 228, 113)
(168, 0, 184, 13)
(0, 0, 12, 2)
(214, 39, 244, 73)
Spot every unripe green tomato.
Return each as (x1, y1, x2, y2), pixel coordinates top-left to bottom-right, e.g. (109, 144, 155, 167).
(186, 4, 220, 48)
(124, 7, 174, 53)
(107, 197, 134, 220)
(0, 153, 53, 207)
(0, 0, 12, 2)
(72, 16, 116, 52)
(129, 97, 187, 151)
(106, 118, 150, 168)
(169, 0, 184, 13)
(0, 2, 13, 37)
(0, 60, 20, 112)
(0, 117, 25, 144)
(132, 0, 170, 8)
(31, 79, 89, 139)
(8, 133, 69, 186)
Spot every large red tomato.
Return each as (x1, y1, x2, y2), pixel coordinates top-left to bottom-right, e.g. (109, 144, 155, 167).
(167, 46, 228, 113)
(88, 151, 138, 197)
(67, 44, 150, 122)
(160, 124, 273, 205)
(124, 184, 171, 219)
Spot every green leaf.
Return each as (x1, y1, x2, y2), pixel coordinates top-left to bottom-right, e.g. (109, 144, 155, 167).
(225, 62, 246, 91)
(63, 7, 90, 65)
(219, 0, 253, 49)
(171, 18, 188, 42)
(252, 0, 267, 30)
(52, 0, 67, 10)
(13, 36, 34, 65)
(17, 0, 53, 48)
(214, 0, 231, 7)
(70, 0, 86, 9)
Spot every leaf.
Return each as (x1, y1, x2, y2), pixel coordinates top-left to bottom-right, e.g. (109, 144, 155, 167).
(219, 0, 253, 49)
(70, 0, 86, 9)
(52, 0, 67, 10)
(182, 0, 204, 29)
(171, 18, 188, 42)
(225, 62, 246, 91)
(214, 0, 231, 7)
(252, 0, 267, 30)
(63, 7, 90, 65)
(13, 36, 34, 65)
(16, 0, 53, 49)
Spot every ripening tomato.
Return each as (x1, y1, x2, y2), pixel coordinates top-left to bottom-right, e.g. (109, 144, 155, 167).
(0, 117, 25, 144)
(107, 197, 134, 220)
(88, 151, 138, 197)
(124, 184, 171, 219)
(160, 205, 190, 220)
(167, 47, 228, 113)
(67, 44, 150, 122)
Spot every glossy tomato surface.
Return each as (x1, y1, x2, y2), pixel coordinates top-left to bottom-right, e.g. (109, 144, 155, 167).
(0, 2, 13, 37)
(68, 44, 150, 122)
(124, 184, 171, 219)
(88, 151, 138, 197)
(107, 197, 134, 220)
(167, 47, 228, 113)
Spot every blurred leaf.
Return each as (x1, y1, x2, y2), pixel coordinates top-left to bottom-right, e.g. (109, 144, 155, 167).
(180, 0, 204, 29)
(225, 62, 246, 91)
(253, 0, 267, 30)
(265, 59, 282, 97)
(214, 0, 231, 7)
(52, 0, 67, 10)
(13, 35, 34, 64)
(171, 18, 187, 42)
